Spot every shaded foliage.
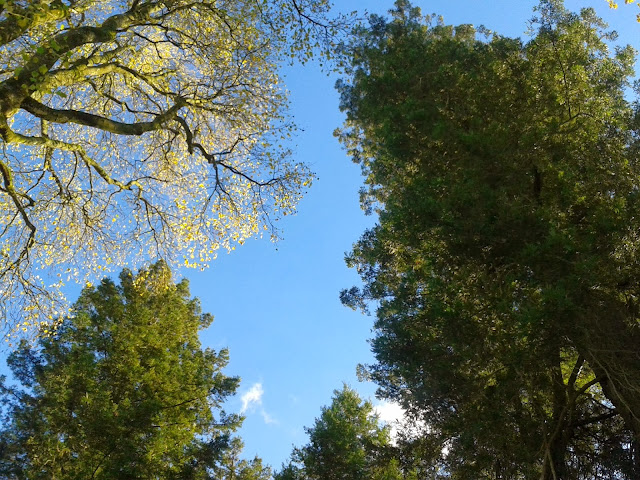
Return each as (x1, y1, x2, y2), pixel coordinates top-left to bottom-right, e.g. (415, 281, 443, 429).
(339, 0, 640, 477)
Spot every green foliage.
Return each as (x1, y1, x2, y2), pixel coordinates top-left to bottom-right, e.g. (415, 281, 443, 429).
(275, 385, 405, 480)
(338, 0, 640, 477)
(209, 438, 272, 480)
(0, 262, 264, 480)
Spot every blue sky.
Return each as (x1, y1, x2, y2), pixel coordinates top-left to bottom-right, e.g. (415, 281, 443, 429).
(2, 0, 638, 473)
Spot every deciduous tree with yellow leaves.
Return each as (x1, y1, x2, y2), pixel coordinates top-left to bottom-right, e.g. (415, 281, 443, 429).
(0, 0, 347, 335)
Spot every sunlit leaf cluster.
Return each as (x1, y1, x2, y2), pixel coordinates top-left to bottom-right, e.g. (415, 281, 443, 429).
(0, 0, 349, 335)
(606, 0, 640, 22)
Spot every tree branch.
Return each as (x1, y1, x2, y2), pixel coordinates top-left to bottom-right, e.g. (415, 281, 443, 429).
(571, 411, 619, 429)
(568, 355, 585, 390)
(20, 96, 185, 136)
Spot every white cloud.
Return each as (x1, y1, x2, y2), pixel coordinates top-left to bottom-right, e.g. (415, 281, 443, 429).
(374, 400, 405, 424)
(239, 382, 278, 425)
(261, 410, 277, 425)
(240, 382, 264, 414)
(374, 401, 431, 444)
(374, 400, 406, 441)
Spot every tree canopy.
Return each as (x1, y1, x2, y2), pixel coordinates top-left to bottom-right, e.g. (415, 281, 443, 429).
(0, 0, 349, 333)
(338, 0, 640, 477)
(0, 261, 260, 480)
(275, 385, 405, 480)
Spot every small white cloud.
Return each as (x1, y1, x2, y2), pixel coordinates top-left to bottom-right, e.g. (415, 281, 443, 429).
(261, 410, 278, 425)
(240, 382, 264, 414)
(239, 382, 278, 425)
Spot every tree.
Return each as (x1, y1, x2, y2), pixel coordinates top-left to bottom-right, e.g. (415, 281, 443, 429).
(211, 438, 272, 480)
(338, 0, 640, 477)
(275, 385, 406, 480)
(0, 261, 259, 480)
(0, 0, 349, 332)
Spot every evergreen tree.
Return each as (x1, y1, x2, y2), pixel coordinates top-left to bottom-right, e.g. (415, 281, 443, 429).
(0, 262, 264, 480)
(338, 1, 639, 477)
(275, 386, 406, 480)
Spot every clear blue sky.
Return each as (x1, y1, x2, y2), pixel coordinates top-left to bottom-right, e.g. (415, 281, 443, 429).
(1, 0, 638, 473)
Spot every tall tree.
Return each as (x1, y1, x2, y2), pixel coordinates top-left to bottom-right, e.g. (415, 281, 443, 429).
(338, 0, 640, 477)
(275, 385, 405, 480)
(0, 0, 349, 331)
(0, 261, 259, 480)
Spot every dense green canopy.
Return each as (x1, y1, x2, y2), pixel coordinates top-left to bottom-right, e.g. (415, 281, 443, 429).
(339, 0, 640, 477)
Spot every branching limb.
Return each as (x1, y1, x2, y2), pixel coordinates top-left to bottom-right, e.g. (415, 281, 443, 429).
(0, 158, 36, 277)
(20, 96, 186, 136)
(568, 355, 585, 390)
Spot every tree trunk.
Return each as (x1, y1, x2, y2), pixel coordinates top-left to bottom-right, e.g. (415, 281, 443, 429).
(540, 350, 569, 480)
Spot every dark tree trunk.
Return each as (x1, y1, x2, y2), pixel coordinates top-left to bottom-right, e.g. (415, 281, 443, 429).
(540, 349, 570, 480)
